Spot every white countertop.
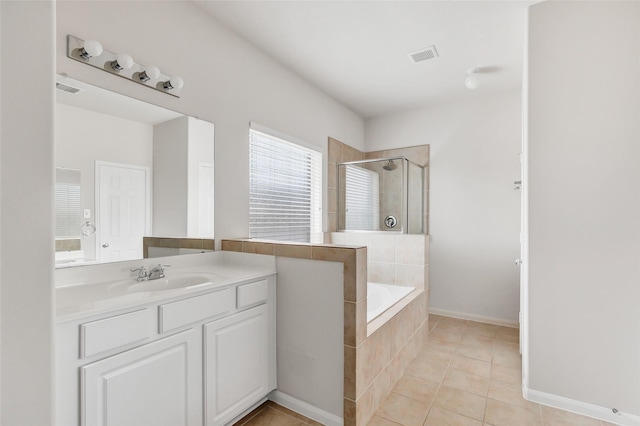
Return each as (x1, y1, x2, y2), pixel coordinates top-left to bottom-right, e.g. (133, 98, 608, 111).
(55, 251, 277, 322)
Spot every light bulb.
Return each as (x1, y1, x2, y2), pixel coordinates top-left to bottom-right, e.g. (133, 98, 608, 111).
(79, 39, 103, 59)
(163, 76, 184, 90)
(111, 53, 134, 71)
(139, 65, 160, 82)
(465, 68, 480, 90)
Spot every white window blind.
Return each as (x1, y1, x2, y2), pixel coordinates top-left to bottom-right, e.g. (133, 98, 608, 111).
(55, 183, 82, 238)
(249, 127, 322, 243)
(345, 165, 380, 230)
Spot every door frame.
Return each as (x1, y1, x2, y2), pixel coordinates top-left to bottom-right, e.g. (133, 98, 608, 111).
(94, 161, 152, 262)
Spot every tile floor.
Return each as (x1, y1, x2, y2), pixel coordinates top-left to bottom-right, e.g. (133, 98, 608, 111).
(369, 314, 615, 426)
(236, 315, 615, 426)
(236, 400, 322, 426)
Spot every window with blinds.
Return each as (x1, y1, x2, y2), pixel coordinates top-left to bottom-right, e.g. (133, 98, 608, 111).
(249, 126, 322, 243)
(345, 165, 380, 230)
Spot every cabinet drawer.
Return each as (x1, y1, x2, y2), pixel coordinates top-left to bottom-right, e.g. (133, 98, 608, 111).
(80, 309, 151, 358)
(237, 279, 269, 308)
(159, 288, 234, 333)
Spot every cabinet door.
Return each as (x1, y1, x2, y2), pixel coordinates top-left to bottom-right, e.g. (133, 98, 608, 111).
(81, 329, 201, 426)
(204, 304, 269, 426)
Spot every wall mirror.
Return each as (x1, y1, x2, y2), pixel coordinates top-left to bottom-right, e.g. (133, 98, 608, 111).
(55, 75, 215, 268)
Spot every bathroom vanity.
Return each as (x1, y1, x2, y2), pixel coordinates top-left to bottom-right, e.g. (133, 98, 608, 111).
(55, 252, 276, 426)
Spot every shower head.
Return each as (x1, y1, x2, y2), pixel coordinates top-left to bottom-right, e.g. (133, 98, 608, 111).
(383, 160, 394, 171)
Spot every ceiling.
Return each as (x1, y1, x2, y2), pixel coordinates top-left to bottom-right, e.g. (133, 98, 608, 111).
(195, 0, 532, 119)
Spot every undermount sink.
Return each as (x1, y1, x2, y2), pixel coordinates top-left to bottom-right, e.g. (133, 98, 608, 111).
(126, 274, 215, 293)
(106, 272, 229, 294)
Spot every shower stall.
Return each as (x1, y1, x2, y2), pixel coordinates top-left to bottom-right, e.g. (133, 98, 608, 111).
(337, 157, 425, 234)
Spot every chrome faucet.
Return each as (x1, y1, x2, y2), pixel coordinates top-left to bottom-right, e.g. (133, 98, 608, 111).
(130, 266, 149, 282)
(148, 264, 170, 280)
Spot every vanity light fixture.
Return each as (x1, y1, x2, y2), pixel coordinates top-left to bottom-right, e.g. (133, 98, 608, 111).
(465, 67, 480, 90)
(66, 35, 183, 97)
(139, 65, 160, 82)
(110, 53, 134, 71)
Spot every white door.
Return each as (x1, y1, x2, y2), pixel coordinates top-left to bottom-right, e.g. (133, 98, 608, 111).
(81, 330, 201, 426)
(96, 162, 150, 262)
(198, 162, 215, 238)
(204, 304, 269, 426)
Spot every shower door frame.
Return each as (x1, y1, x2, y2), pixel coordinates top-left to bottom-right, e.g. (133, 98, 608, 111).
(337, 156, 422, 234)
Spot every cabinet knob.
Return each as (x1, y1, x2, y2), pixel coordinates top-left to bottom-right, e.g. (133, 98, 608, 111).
(102, 243, 110, 248)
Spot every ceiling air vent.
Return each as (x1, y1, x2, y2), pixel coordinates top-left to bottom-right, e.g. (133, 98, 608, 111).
(409, 45, 439, 63)
(56, 82, 81, 94)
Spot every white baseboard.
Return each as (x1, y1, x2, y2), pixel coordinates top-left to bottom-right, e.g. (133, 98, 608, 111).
(524, 386, 640, 426)
(429, 307, 519, 328)
(268, 390, 343, 426)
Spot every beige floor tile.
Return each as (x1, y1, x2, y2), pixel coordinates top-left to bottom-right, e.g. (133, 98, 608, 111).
(377, 393, 431, 426)
(268, 402, 315, 422)
(460, 333, 495, 347)
(495, 327, 519, 343)
(491, 350, 522, 369)
(489, 364, 521, 385)
(487, 381, 536, 409)
(234, 405, 266, 425)
(429, 314, 444, 323)
(423, 336, 459, 354)
(443, 368, 490, 396)
(432, 386, 487, 421)
(540, 405, 601, 425)
(436, 317, 467, 326)
(484, 399, 542, 426)
(430, 328, 463, 344)
(493, 340, 519, 354)
(451, 354, 492, 378)
(463, 325, 498, 339)
(456, 343, 494, 363)
(242, 406, 306, 426)
(424, 406, 483, 426)
(367, 415, 403, 426)
(391, 375, 439, 404)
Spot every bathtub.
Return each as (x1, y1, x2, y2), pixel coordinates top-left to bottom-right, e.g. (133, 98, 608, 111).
(367, 282, 415, 322)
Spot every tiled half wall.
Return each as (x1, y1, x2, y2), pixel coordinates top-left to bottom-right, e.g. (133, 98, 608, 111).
(221, 238, 427, 426)
(143, 237, 214, 258)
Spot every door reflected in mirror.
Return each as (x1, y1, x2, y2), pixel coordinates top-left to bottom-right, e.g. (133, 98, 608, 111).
(55, 75, 214, 268)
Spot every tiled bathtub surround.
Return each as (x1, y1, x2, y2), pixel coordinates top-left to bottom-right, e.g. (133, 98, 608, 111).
(345, 291, 428, 426)
(221, 238, 425, 426)
(331, 232, 429, 291)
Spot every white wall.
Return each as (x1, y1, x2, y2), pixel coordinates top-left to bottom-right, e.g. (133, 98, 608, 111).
(153, 116, 189, 237)
(187, 117, 215, 237)
(0, 1, 55, 424)
(527, 1, 640, 420)
(57, 103, 153, 259)
(366, 90, 522, 325)
(273, 257, 344, 422)
(55, 1, 365, 246)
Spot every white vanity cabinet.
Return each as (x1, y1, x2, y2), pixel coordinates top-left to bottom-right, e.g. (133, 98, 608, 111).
(205, 304, 270, 425)
(56, 274, 276, 426)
